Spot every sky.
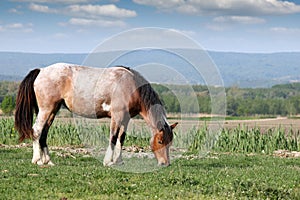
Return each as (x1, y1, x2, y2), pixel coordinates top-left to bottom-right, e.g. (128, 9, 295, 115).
(0, 0, 300, 53)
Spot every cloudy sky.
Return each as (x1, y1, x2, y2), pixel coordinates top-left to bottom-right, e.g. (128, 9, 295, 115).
(1, 0, 300, 53)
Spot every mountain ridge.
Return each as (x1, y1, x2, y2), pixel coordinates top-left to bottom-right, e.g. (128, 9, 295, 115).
(0, 51, 299, 88)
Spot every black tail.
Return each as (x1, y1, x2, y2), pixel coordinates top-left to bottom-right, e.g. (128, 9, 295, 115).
(15, 69, 40, 142)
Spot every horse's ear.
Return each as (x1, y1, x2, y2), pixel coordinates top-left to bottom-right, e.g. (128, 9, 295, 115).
(170, 122, 178, 130)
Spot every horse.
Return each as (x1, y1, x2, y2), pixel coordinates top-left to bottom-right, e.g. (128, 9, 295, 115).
(15, 63, 177, 166)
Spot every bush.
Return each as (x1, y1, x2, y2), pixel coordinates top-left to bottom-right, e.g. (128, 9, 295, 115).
(0, 95, 15, 115)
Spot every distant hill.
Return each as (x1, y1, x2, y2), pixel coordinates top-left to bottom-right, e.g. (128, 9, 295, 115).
(0, 51, 299, 88)
(0, 52, 86, 80)
(209, 52, 300, 88)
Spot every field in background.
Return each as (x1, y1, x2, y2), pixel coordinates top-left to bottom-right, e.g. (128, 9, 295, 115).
(1, 115, 300, 153)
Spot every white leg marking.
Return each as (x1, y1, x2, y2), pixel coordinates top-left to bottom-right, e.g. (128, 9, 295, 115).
(32, 139, 42, 164)
(103, 143, 115, 166)
(32, 122, 43, 164)
(113, 139, 123, 165)
(31, 116, 53, 165)
(41, 147, 54, 166)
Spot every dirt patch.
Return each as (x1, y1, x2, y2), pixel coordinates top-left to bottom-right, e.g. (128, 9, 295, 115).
(273, 150, 300, 158)
(223, 117, 300, 130)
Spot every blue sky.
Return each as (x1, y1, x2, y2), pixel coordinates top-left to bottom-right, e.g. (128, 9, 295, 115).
(0, 0, 300, 53)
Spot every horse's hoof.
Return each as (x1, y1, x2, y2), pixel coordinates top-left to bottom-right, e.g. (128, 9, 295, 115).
(47, 160, 55, 166)
(32, 158, 40, 165)
(103, 161, 113, 167)
(103, 161, 124, 167)
(37, 159, 44, 166)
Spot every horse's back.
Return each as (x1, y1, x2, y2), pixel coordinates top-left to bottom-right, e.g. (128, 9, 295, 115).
(34, 63, 139, 118)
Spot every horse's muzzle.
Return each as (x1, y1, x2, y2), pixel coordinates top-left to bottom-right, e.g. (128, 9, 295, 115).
(158, 161, 170, 166)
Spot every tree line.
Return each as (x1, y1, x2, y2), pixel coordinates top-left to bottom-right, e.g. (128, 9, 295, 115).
(1, 81, 300, 116)
(153, 83, 300, 116)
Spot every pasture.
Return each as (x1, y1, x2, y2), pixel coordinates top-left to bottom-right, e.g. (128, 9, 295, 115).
(1, 116, 300, 199)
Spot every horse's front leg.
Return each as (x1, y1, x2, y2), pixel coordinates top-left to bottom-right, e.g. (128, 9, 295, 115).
(103, 120, 118, 166)
(104, 130, 126, 166)
(103, 118, 128, 166)
(112, 125, 126, 165)
(103, 143, 115, 166)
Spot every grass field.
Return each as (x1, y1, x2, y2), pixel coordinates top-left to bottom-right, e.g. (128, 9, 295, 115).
(1, 117, 300, 199)
(1, 147, 300, 200)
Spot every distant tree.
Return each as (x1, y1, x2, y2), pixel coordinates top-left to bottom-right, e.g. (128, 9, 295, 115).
(1, 95, 15, 115)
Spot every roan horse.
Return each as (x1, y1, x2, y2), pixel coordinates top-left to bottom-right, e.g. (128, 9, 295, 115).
(15, 63, 177, 166)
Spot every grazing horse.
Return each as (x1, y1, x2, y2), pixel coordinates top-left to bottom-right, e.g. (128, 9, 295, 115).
(15, 63, 177, 166)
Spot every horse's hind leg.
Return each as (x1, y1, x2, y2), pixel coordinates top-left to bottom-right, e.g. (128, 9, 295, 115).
(39, 112, 57, 165)
(32, 110, 52, 165)
(38, 103, 61, 165)
(39, 127, 51, 165)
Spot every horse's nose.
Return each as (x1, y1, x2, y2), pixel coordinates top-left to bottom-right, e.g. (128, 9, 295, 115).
(158, 161, 170, 166)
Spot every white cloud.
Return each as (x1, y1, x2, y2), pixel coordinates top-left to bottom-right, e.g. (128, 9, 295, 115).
(176, 4, 198, 15)
(0, 23, 33, 33)
(28, 3, 137, 18)
(29, 3, 57, 13)
(270, 27, 300, 34)
(213, 16, 266, 24)
(206, 16, 265, 32)
(133, 0, 184, 9)
(133, 0, 300, 16)
(69, 18, 126, 27)
(6, 23, 24, 29)
(12, 0, 94, 4)
(67, 4, 137, 18)
(9, 8, 22, 14)
(27, 3, 136, 28)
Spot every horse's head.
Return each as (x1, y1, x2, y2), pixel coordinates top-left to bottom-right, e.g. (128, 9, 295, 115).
(151, 122, 178, 166)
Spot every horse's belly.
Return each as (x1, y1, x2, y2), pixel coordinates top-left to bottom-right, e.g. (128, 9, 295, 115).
(65, 96, 110, 119)
(70, 107, 99, 118)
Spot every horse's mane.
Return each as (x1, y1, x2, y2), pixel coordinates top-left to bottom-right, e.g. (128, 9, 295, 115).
(120, 66, 167, 130)
(138, 79, 163, 111)
(121, 67, 163, 109)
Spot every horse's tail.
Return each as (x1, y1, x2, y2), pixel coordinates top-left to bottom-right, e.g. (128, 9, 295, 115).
(15, 69, 40, 142)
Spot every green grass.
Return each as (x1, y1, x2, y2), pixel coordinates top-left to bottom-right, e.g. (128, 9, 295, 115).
(1, 117, 300, 199)
(183, 124, 300, 154)
(0, 148, 299, 199)
(0, 117, 19, 145)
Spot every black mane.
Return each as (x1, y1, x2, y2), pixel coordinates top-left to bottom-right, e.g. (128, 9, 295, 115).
(130, 69, 163, 111)
(114, 66, 166, 127)
(115, 65, 131, 71)
(130, 69, 167, 129)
